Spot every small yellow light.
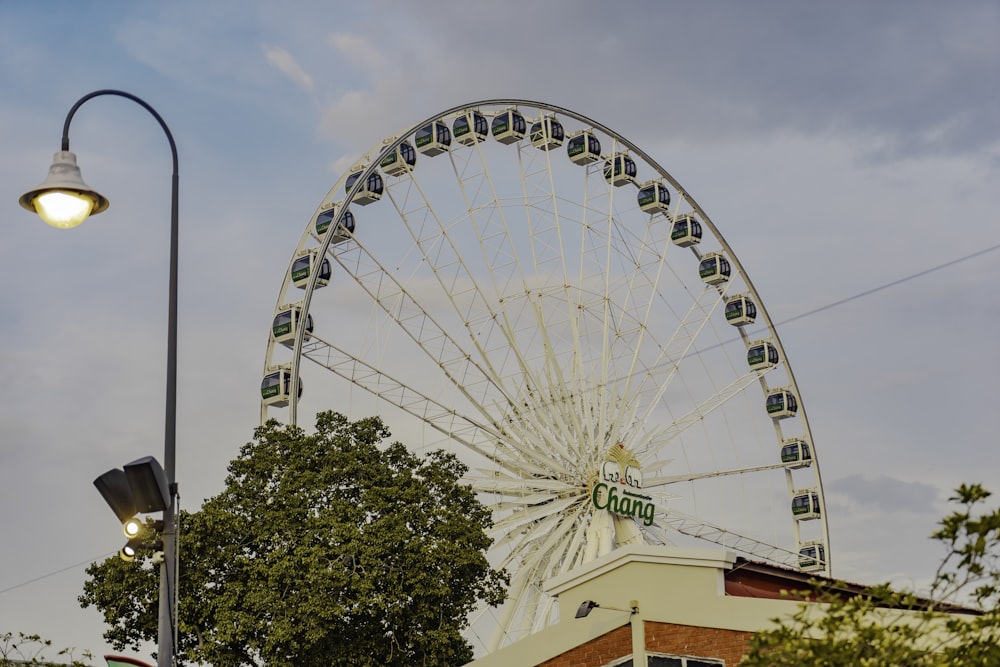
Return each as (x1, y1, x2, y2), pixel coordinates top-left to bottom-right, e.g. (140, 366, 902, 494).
(123, 518, 142, 538)
(32, 190, 95, 229)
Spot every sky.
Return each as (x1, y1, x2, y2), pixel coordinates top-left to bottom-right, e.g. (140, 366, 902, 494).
(1, 0, 999, 662)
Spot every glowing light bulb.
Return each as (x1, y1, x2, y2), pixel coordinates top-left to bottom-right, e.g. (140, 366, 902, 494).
(123, 518, 142, 538)
(32, 190, 95, 229)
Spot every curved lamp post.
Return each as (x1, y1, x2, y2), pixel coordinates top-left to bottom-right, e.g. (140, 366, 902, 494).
(19, 89, 179, 667)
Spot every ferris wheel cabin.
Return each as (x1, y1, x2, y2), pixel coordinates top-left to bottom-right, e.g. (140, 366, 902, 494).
(670, 213, 702, 247)
(766, 387, 798, 419)
(529, 116, 565, 150)
(344, 169, 383, 205)
(724, 294, 757, 326)
(566, 130, 602, 165)
(272, 304, 314, 347)
(791, 489, 822, 521)
(260, 366, 303, 407)
(314, 205, 355, 244)
(747, 340, 780, 370)
(698, 252, 731, 285)
(604, 153, 637, 187)
(291, 249, 331, 289)
(415, 121, 452, 156)
(491, 109, 527, 145)
(780, 438, 812, 469)
(637, 180, 671, 214)
(379, 141, 417, 176)
(798, 540, 827, 572)
(452, 110, 489, 146)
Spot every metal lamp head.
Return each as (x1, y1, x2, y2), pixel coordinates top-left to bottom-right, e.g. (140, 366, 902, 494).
(123, 456, 170, 513)
(19, 150, 109, 229)
(94, 468, 138, 525)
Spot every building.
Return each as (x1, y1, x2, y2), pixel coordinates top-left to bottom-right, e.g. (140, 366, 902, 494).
(464, 545, 969, 667)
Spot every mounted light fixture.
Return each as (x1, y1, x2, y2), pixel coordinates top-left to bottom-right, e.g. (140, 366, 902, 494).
(123, 518, 142, 538)
(574, 599, 639, 618)
(574, 599, 644, 663)
(18, 151, 109, 228)
(95, 456, 169, 541)
(575, 600, 600, 618)
(119, 533, 164, 563)
(94, 468, 138, 525)
(123, 456, 170, 513)
(120, 537, 143, 562)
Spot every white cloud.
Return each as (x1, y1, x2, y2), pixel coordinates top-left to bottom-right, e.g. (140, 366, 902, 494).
(327, 32, 385, 74)
(263, 45, 315, 93)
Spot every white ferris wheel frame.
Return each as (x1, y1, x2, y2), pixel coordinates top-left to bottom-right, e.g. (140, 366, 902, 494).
(261, 99, 832, 651)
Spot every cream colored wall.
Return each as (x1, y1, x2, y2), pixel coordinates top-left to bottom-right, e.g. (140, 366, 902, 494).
(466, 545, 973, 666)
(465, 546, 799, 667)
(466, 611, 631, 667)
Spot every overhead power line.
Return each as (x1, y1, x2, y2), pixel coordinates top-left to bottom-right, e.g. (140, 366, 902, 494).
(774, 240, 1000, 328)
(3, 241, 998, 599)
(0, 554, 112, 597)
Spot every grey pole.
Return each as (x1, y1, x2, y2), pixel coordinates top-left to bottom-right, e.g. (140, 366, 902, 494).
(59, 90, 179, 667)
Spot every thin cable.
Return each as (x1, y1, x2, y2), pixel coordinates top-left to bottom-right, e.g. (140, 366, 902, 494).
(700, 240, 1000, 356)
(0, 554, 114, 596)
(774, 240, 1000, 328)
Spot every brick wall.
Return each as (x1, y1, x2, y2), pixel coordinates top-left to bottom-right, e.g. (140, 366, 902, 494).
(539, 622, 754, 667)
(645, 622, 754, 664)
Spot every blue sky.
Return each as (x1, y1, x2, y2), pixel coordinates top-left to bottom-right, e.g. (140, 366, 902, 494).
(1, 0, 999, 661)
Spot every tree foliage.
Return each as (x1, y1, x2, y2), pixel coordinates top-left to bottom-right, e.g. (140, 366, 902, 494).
(0, 631, 92, 666)
(80, 412, 507, 666)
(740, 483, 1000, 666)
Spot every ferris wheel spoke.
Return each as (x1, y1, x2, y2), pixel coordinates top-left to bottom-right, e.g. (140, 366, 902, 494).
(608, 221, 675, 411)
(645, 461, 795, 487)
(647, 509, 801, 568)
(330, 237, 513, 425)
(555, 503, 592, 574)
(488, 562, 536, 652)
(447, 139, 566, 403)
(494, 504, 590, 645)
(381, 165, 548, 415)
(637, 366, 777, 472)
(621, 285, 729, 431)
(490, 495, 584, 543)
(487, 511, 583, 650)
(469, 474, 579, 495)
(297, 336, 555, 473)
(495, 385, 607, 476)
(488, 539, 575, 651)
(492, 501, 590, 573)
(523, 149, 602, 415)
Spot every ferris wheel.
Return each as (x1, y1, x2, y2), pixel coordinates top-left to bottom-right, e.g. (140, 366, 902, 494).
(261, 100, 830, 651)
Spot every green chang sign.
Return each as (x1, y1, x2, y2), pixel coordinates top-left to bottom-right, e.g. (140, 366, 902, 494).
(591, 447, 656, 526)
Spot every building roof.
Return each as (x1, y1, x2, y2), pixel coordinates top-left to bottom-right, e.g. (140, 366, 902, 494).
(465, 545, 979, 667)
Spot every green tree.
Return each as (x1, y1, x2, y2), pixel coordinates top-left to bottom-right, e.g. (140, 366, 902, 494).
(740, 483, 1000, 666)
(0, 631, 93, 666)
(80, 412, 507, 666)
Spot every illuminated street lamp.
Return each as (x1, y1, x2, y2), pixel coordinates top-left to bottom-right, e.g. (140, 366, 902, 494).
(20, 89, 180, 667)
(18, 150, 109, 228)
